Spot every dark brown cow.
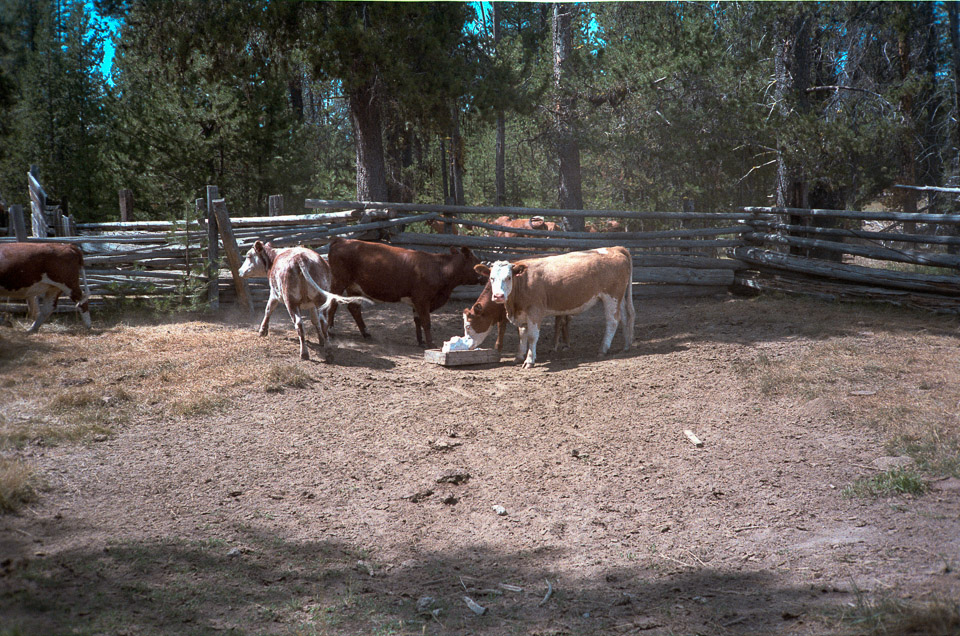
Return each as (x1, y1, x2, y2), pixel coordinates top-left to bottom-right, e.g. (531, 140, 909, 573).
(239, 241, 369, 361)
(0, 242, 91, 333)
(491, 216, 561, 237)
(463, 278, 570, 353)
(327, 238, 482, 348)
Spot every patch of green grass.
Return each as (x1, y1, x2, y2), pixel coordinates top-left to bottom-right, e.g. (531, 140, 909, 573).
(832, 590, 960, 636)
(888, 429, 960, 479)
(262, 363, 312, 393)
(0, 458, 39, 513)
(843, 467, 928, 498)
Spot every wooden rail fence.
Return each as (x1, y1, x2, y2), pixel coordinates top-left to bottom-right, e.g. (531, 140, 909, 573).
(3, 177, 960, 316)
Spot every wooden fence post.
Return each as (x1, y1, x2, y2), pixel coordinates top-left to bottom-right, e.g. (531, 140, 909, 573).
(119, 189, 133, 222)
(268, 194, 283, 217)
(211, 198, 254, 316)
(9, 204, 26, 241)
(205, 185, 220, 310)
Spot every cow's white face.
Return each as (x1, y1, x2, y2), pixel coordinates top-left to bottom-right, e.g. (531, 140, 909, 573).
(239, 247, 267, 278)
(488, 261, 515, 304)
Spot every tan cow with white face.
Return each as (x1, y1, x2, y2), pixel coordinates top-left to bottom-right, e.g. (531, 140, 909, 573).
(474, 247, 635, 368)
(239, 241, 369, 361)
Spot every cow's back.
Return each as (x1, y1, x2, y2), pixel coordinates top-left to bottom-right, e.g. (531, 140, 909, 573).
(271, 247, 331, 308)
(510, 247, 631, 315)
(0, 242, 83, 295)
(328, 239, 442, 302)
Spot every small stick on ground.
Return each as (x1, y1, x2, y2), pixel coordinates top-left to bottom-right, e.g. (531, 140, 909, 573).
(539, 579, 553, 606)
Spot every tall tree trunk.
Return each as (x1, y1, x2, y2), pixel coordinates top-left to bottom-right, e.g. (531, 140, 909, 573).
(449, 105, 465, 205)
(349, 79, 388, 205)
(493, 2, 506, 206)
(553, 3, 584, 231)
(440, 137, 450, 204)
(948, 3, 960, 254)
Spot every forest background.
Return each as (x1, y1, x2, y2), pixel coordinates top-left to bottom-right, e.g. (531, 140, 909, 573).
(0, 1, 958, 226)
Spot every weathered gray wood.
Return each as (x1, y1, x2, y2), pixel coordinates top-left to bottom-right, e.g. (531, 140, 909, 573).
(744, 231, 960, 270)
(632, 254, 743, 270)
(440, 214, 743, 239)
(423, 348, 500, 366)
(211, 199, 254, 316)
(9, 204, 26, 241)
(306, 198, 756, 221)
(746, 219, 960, 247)
(268, 194, 284, 217)
(391, 231, 741, 251)
(743, 206, 960, 225)
(119, 189, 133, 222)
(732, 247, 960, 295)
(206, 185, 220, 310)
(633, 267, 735, 286)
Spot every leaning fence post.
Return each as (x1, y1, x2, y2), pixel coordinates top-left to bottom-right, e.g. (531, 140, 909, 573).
(211, 198, 254, 316)
(205, 185, 220, 310)
(9, 204, 26, 241)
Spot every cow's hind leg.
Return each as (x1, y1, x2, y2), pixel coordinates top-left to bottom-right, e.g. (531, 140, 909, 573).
(413, 305, 433, 348)
(599, 294, 620, 355)
(620, 284, 636, 352)
(308, 306, 333, 363)
(287, 307, 309, 361)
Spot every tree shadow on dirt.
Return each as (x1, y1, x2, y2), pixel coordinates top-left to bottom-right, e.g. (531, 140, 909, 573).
(0, 521, 879, 636)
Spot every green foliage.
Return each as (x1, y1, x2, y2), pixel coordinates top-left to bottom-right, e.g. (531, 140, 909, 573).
(842, 467, 929, 498)
(0, 2, 956, 220)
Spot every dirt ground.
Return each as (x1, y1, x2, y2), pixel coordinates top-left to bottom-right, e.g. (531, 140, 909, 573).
(1, 294, 959, 635)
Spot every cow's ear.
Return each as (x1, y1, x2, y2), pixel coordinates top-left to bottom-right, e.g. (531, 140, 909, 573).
(474, 264, 491, 277)
(472, 302, 483, 313)
(254, 240, 265, 254)
(460, 246, 472, 257)
(513, 264, 528, 277)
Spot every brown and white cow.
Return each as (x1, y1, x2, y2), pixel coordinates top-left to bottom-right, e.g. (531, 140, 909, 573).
(462, 278, 570, 353)
(490, 216, 561, 237)
(327, 237, 482, 349)
(239, 241, 369, 361)
(474, 247, 635, 368)
(0, 242, 91, 333)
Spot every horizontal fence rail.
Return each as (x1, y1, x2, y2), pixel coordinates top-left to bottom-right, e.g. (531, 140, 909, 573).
(4, 183, 960, 318)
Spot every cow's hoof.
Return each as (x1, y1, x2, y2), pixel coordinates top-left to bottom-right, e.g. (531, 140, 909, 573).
(258, 330, 268, 338)
(361, 331, 372, 339)
(522, 362, 535, 369)
(300, 352, 310, 361)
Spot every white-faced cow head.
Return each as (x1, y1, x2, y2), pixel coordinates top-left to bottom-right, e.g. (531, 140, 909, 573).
(239, 240, 273, 278)
(474, 261, 527, 304)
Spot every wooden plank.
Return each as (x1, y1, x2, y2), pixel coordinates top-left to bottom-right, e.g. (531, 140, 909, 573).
(211, 198, 253, 316)
(744, 231, 960, 270)
(746, 218, 960, 247)
(391, 232, 741, 251)
(732, 247, 960, 296)
(633, 267, 734, 286)
(423, 348, 501, 367)
(743, 206, 960, 225)
(268, 194, 284, 217)
(9, 204, 26, 241)
(306, 198, 756, 221)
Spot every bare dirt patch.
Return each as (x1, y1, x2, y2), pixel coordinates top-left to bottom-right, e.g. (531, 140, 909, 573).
(1, 295, 959, 635)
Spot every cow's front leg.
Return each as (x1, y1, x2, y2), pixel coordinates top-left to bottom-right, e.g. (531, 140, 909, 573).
(259, 295, 280, 337)
(414, 306, 433, 348)
(522, 321, 541, 368)
(27, 290, 58, 333)
(515, 323, 529, 364)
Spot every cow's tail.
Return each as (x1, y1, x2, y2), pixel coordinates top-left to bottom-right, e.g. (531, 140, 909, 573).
(297, 260, 371, 312)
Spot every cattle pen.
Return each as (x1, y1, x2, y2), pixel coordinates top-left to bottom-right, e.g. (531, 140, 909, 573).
(3, 176, 960, 319)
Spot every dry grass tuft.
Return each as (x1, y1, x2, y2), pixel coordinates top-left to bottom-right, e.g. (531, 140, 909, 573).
(833, 592, 960, 636)
(262, 364, 312, 393)
(0, 458, 39, 513)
